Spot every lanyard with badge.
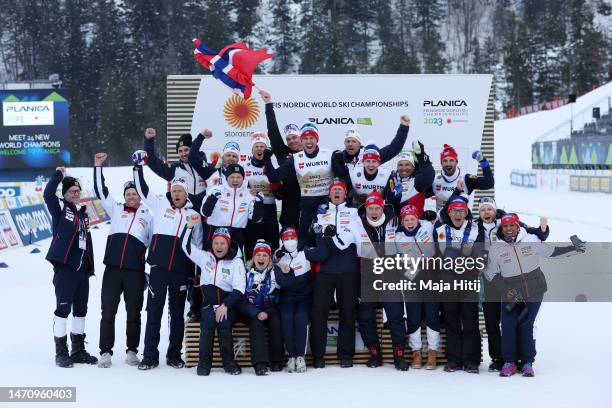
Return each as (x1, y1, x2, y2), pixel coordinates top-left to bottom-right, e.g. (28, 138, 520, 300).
(78, 214, 87, 250)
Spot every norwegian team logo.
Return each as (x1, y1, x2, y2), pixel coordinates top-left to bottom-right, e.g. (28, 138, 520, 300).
(223, 95, 260, 129)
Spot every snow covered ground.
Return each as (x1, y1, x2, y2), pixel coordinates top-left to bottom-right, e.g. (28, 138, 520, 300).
(2, 84, 612, 407)
(0, 231, 610, 408)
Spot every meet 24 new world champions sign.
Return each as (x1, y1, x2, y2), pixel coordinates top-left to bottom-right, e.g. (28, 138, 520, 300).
(0, 89, 70, 169)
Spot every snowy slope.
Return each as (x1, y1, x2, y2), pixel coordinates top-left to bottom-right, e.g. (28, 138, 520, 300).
(495, 81, 612, 241)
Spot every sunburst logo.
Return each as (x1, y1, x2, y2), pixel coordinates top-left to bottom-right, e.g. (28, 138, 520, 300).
(223, 95, 260, 129)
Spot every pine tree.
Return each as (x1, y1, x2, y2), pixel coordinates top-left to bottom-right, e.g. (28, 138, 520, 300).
(414, 0, 447, 73)
(502, 11, 534, 108)
(566, 0, 608, 94)
(374, 0, 420, 74)
(270, 0, 298, 73)
(232, 0, 261, 40)
(299, 0, 331, 73)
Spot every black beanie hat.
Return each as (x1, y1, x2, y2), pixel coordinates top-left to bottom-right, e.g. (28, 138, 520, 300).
(123, 181, 137, 195)
(223, 164, 245, 179)
(176, 133, 192, 152)
(62, 177, 81, 195)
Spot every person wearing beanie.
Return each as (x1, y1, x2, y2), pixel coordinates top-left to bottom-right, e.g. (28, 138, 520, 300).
(43, 166, 97, 368)
(92, 153, 153, 368)
(341, 115, 411, 170)
(356, 191, 410, 371)
(262, 116, 347, 245)
(132, 157, 202, 370)
(468, 192, 550, 372)
(432, 183, 481, 374)
(431, 143, 494, 211)
(273, 227, 315, 373)
(243, 132, 280, 259)
(393, 204, 440, 370)
(258, 89, 302, 229)
(345, 142, 392, 207)
(187, 128, 241, 192)
(385, 140, 435, 218)
(200, 163, 265, 252)
(142, 127, 207, 196)
(239, 240, 284, 375)
(308, 178, 367, 369)
(181, 220, 246, 376)
(484, 216, 585, 378)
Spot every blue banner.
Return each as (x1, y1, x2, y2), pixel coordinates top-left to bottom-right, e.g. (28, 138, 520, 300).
(0, 89, 70, 169)
(9, 204, 53, 244)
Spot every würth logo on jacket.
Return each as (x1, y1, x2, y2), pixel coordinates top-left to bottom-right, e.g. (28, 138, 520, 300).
(305, 161, 328, 167)
(299, 163, 304, 169)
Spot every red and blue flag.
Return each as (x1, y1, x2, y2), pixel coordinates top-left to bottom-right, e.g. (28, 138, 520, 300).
(193, 39, 273, 99)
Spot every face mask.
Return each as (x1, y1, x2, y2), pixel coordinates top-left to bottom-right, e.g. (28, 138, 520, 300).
(283, 239, 298, 253)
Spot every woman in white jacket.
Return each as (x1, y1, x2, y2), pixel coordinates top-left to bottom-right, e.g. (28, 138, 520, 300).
(181, 215, 246, 376)
(394, 204, 439, 370)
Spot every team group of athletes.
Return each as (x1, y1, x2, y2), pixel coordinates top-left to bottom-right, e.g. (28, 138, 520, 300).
(44, 89, 584, 378)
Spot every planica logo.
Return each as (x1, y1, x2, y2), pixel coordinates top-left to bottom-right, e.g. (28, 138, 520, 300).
(5, 104, 51, 112)
(308, 117, 355, 125)
(423, 100, 468, 107)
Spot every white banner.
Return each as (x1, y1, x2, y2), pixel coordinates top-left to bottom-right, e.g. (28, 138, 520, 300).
(3, 101, 54, 126)
(190, 74, 492, 175)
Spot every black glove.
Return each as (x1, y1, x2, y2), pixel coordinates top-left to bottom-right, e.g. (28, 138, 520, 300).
(421, 210, 437, 222)
(413, 141, 430, 165)
(311, 223, 323, 235)
(323, 224, 337, 237)
(274, 247, 286, 261)
(201, 191, 221, 216)
(263, 149, 273, 161)
(333, 150, 345, 167)
(570, 235, 586, 253)
(504, 289, 525, 311)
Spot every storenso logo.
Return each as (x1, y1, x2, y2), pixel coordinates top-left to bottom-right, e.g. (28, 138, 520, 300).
(308, 117, 373, 125)
(223, 95, 260, 129)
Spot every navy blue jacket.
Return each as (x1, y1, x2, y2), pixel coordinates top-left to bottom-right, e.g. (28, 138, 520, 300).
(304, 234, 359, 275)
(144, 137, 205, 196)
(273, 263, 312, 304)
(44, 170, 95, 275)
(265, 103, 301, 226)
(187, 134, 219, 182)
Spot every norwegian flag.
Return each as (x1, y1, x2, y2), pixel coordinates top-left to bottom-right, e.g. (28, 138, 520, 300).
(193, 39, 273, 99)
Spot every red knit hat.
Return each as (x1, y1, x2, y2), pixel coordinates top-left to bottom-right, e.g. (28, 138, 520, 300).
(362, 143, 381, 163)
(253, 240, 272, 257)
(447, 198, 469, 214)
(400, 204, 420, 220)
(364, 191, 384, 209)
(440, 144, 458, 162)
(328, 179, 347, 195)
(280, 226, 298, 241)
(500, 213, 520, 227)
(300, 126, 319, 142)
(212, 227, 231, 245)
